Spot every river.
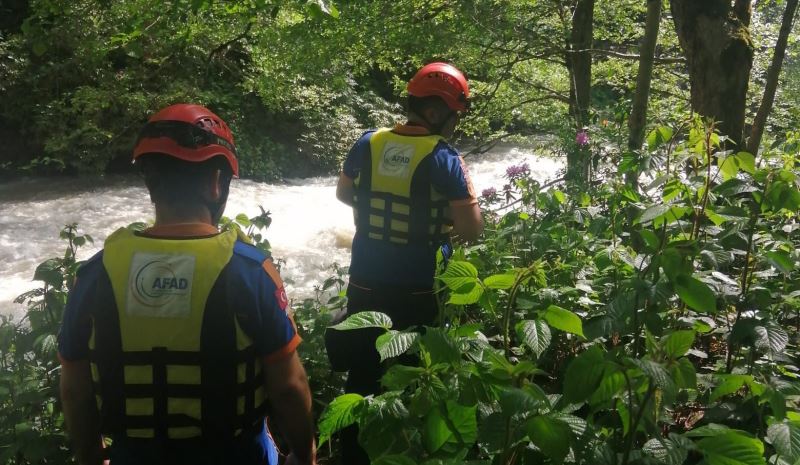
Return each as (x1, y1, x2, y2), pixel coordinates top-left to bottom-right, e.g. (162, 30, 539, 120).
(0, 147, 562, 317)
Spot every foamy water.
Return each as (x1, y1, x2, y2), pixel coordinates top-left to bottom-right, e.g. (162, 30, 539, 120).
(0, 147, 562, 316)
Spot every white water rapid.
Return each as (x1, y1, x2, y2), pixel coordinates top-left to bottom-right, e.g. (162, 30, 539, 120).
(0, 147, 562, 317)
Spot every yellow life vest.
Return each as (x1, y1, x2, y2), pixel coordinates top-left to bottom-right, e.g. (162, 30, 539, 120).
(88, 227, 267, 442)
(353, 128, 454, 246)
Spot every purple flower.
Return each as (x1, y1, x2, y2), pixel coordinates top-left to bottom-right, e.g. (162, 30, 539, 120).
(576, 130, 590, 147)
(505, 163, 530, 180)
(482, 187, 497, 199)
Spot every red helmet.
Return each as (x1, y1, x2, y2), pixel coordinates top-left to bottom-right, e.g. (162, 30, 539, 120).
(407, 62, 470, 112)
(133, 104, 239, 177)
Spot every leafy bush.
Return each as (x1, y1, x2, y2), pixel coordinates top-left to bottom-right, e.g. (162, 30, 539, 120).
(317, 118, 800, 465)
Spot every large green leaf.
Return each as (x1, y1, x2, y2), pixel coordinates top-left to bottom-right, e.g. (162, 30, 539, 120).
(674, 274, 717, 313)
(382, 365, 425, 390)
(438, 260, 479, 291)
(423, 401, 478, 455)
(671, 357, 697, 390)
(636, 205, 671, 224)
(543, 305, 584, 338)
(330, 311, 393, 331)
(767, 421, 800, 463)
(663, 330, 695, 358)
(484, 273, 517, 290)
(376, 331, 419, 362)
(754, 321, 789, 355)
(642, 436, 690, 465)
(765, 251, 794, 274)
(515, 320, 551, 357)
(709, 375, 754, 402)
(421, 329, 462, 365)
(318, 394, 365, 446)
(696, 431, 765, 465)
(527, 415, 572, 464)
(564, 346, 606, 402)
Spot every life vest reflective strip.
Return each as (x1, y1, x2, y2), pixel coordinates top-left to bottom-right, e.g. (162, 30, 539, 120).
(88, 227, 267, 442)
(353, 128, 454, 246)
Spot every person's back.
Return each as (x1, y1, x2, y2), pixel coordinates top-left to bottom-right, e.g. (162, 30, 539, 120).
(329, 63, 483, 465)
(58, 104, 315, 465)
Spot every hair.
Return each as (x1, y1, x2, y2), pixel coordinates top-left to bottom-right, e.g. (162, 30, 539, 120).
(137, 154, 233, 207)
(407, 95, 453, 120)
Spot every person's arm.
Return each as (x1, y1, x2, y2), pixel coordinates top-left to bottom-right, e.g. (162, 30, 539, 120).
(60, 359, 105, 465)
(450, 201, 484, 242)
(264, 352, 316, 465)
(336, 172, 355, 206)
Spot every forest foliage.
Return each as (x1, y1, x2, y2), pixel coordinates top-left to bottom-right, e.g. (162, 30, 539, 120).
(1, 0, 797, 178)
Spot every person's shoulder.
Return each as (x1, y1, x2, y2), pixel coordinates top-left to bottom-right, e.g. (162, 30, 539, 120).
(75, 249, 105, 278)
(354, 129, 378, 146)
(432, 140, 460, 158)
(231, 240, 271, 265)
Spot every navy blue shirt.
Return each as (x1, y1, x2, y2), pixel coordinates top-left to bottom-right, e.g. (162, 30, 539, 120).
(342, 125, 477, 288)
(59, 227, 297, 465)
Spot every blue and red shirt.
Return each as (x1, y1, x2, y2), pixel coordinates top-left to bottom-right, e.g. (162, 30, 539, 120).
(342, 124, 477, 288)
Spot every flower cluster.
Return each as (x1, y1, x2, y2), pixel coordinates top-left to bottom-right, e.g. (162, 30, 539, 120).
(505, 163, 530, 181)
(575, 130, 590, 147)
(481, 187, 498, 201)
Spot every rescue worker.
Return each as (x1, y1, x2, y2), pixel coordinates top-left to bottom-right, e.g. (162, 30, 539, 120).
(331, 62, 484, 464)
(58, 104, 316, 465)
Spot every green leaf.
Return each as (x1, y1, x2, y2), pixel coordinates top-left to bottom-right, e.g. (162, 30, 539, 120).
(767, 421, 800, 463)
(318, 394, 364, 446)
(499, 387, 546, 416)
(643, 437, 690, 465)
(438, 260, 479, 291)
(421, 329, 462, 365)
(718, 154, 740, 181)
(527, 416, 572, 464)
(564, 346, 605, 402)
(671, 357, 697, 389)
(376, 331, 419, 362)
(710, 375, 752, 402)
(542, 305, 584, 338)
(754, 321, 789, 355)
(765, 251, 794, 274)
(235, 213, 251, 227)
(713, 178, 759, 197)
(330, 311, 392, 331)
(590, 370, 626, 404)
(423, 401, 478, 455)
(382, 365, 425, 390)
(674, 274, 717, 313)
(735, 152, 756, 174)
(484, 273, 516, 290)
(439, 261, 483, 305)
(663, 330, 695, 358)
(33, 259, 63, 287)
(636, 205, 671, 224)
(373, 456, 417, 465)
(448, 284, 484, 305)
(515, 320, 551, 357)
(696, 431, 765, 465)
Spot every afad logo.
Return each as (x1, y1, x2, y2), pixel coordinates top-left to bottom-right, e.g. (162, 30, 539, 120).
(131, 259, 190, 307)
(379, 143, 414, 177)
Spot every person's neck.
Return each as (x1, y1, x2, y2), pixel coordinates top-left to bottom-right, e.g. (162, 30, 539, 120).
(153, 204, 214, 228)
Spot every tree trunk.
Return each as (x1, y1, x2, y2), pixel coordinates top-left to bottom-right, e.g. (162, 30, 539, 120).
(627, 0, 663, 156)
(746, 0, 799, 156)
(567, 0, 594, 125)
(565, 0, 594, 185)
(670, 0, 754, 148)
